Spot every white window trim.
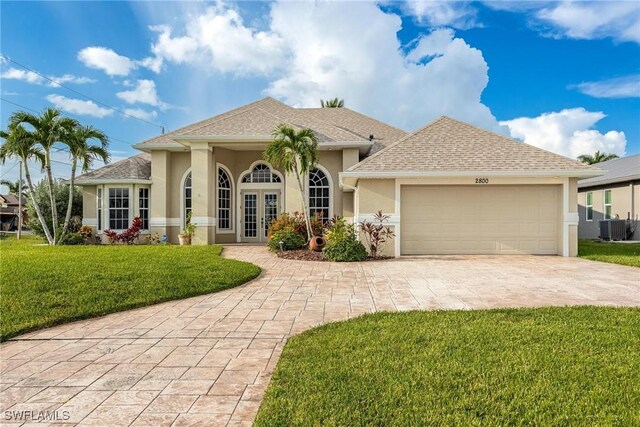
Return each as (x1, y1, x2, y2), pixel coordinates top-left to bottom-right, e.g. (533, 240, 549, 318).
(238, 160, 284, 185)
(216, 163, 234, 234)
(305, 164, 333, 220)
(96, 186, 103, 231)
(137, 185, 151, 231)
(603, 189, 612, 220)
(180, 168, 192, 229)
(105, 185, 133, 232)
(586, 191, 593, 222)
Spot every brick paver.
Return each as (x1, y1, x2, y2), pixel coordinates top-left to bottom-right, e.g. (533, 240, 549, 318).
(1, 247, 638, 425)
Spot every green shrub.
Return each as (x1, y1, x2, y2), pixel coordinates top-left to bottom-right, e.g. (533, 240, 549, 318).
(323, 233, 368, 262)
(59, 232, 84, 245)
(27, 179, 82, 238)
(325, 216, 351, 242)
(268, 228, 307, 252)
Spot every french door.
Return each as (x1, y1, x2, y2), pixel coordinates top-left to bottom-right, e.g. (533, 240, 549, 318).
(240, 190, 281, 242)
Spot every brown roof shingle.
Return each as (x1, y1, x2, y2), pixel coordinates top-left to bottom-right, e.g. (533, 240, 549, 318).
(75, 153, 151, 183)
(348, 116, 595, 173)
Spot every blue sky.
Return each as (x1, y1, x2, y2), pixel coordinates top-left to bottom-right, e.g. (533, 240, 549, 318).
(1, 1, 639, 186)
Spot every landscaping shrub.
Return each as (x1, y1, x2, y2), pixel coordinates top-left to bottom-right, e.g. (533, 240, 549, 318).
(26, 179, 82, 238)
(359, 210, 395, 258)
(268, 212, 325, 239)
(325, 216, 351, 242)
(59, 232, 84, 245)
(268, 228, 307, 252)
(323, 222, 367, 262)
(104, 217, 143, 244)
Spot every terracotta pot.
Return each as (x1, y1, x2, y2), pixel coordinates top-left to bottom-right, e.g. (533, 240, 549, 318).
(178, 234, 191, 246)
(309, 236, 326, 252)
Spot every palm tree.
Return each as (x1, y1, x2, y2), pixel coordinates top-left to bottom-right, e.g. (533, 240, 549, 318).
(264, 124, 319, 240)
(0, 123, 54, 244)
(320, 98, 344, 108)
(61, 124, 109, 238)
(13, 108, 78, 243)
(577, 151, 620, 165)
(0, 178, 25, 195)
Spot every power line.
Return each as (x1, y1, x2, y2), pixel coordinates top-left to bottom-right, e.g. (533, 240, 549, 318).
(1, 54, 165, 133)
(1, 161, 19, 178)
(1, 97, 138, 147)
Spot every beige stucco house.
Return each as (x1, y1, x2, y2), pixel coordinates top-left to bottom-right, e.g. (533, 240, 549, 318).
(577, 154, 639, 240)
(76, 97, 601, 256)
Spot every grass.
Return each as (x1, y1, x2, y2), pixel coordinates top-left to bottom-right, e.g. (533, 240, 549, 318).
(578, 239, 640, 267)
(0, 235, 261, 341)
(255, 307, 640, 426)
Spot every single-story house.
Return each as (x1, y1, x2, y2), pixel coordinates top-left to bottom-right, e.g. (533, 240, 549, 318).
(0, 193, 28, 231)
(76, 97, 600, 256)
(577, 154, 639, 240)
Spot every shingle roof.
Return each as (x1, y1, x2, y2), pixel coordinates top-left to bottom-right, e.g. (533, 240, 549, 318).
(137, 97, 406, 147)
(1, 194, 22, 205)
(75, 153, 151, 184)
(578, 154, 640, 188)
(348, 116, 595, 173)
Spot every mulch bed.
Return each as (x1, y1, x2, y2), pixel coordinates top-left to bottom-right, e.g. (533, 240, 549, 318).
(275, 249, 393, 262)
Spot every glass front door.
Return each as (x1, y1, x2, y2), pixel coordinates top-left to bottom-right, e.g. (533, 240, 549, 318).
(241, 190, 280, 242)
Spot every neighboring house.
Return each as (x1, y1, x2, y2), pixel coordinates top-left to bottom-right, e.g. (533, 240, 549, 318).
(76, 97, 600, 256)
(577, 154, 640, 240)
(0, 194, 28, 231)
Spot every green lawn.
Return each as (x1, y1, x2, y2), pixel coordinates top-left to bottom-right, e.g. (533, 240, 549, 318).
(255, 307, 640, 426)
(579, 239, 640, 267)
(0, 236, 260, 341)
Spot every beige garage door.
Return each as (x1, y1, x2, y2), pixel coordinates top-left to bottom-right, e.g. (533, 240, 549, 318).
(401, 185, 560, 255)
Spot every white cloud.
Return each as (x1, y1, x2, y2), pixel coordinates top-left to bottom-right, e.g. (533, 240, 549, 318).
(573, 75, 640, 99)
(49, 74, 96, 87)
(1, 67, 96, 86)
(46, 94, 113, 118)
(534, 1, 640, 44)
(123, 108, 158, 121)
(500, 108, 626, 159)
(77, 47, 136, 76)
(116, 79, 167, 109)
(402, 1, 480, 29)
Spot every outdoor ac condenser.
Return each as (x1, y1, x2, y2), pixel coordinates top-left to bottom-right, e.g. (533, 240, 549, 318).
(599, 220, 627, 241)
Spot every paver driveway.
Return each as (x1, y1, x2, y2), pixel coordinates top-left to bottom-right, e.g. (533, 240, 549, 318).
(1, 247, 638, 426)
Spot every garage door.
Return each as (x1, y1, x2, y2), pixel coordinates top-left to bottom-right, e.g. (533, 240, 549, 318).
(401, 185, 560, 255)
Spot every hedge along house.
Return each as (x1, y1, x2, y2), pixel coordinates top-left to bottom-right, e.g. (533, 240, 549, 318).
(76, 97, 601, 256)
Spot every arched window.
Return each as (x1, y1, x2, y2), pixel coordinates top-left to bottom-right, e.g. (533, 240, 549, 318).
(184, 172, 192, 226)
(218, 167, 232, 230)
(241, 163, 281, 183)
(308, 168, 330, 220)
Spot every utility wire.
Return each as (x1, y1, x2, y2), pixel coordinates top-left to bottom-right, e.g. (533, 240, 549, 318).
(1, 161, 19, 178)
(1, 54, 165, 133)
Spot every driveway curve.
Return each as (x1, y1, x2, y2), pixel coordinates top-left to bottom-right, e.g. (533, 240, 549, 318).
(1, 247, 638, 426)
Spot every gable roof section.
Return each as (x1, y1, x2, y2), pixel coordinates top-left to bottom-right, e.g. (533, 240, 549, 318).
(347, 116, 598, 176)
(578, 154, 640, 188)
(75, 153, 151, 184)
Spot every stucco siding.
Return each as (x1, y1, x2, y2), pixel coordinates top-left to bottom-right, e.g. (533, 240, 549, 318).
(82, 185, 97, 219)
(358, 179, 396, 214)
(578, 182, 637, 239)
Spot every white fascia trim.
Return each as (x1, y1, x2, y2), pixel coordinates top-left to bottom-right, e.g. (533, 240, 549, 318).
(191, 216, 217, 226)
(132, 143, 189, 152)
(341, 169, 604, 179)
(77, 179, 152, 185)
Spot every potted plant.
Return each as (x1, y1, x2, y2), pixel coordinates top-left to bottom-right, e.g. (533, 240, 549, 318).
(179, 211, 197, 245)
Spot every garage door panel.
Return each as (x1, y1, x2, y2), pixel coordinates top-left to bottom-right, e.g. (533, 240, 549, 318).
(401, 185, 560, 255)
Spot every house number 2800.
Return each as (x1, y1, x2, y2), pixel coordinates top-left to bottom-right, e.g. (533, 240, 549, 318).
(475, 178, 489, 184)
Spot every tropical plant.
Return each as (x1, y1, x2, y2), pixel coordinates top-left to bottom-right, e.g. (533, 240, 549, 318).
(26, 179, 82, 240)
(324, 216, 352, 242)
(264, 125, 319, 240)
(320, 98, 344, 108)
(79, 225, 94, 242)
(62, 125, 109, 239)
(0, 178, 25, 195)
(323, 229, 367, 262)
(0, 122, 53, 243)
(181, 211, 197, 237)
(104, 216, 143, 244)
(577, 151, 620, 165)
(359, 211, 396, 258)
(267, 228, 307, 252)
(12, 108, 79, 243)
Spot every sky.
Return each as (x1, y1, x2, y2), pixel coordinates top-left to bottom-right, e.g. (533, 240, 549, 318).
(1, 0, 639, 189)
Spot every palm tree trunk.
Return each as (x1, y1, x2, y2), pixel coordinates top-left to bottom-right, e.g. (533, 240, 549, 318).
(61, 158, 76, 239)
(44, 150, 59, 244)
(23, 159, 54, 244)
(293, 163, 312, 241)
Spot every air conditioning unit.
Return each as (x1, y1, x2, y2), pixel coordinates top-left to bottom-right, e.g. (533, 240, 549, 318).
(599, 220, 627, 241)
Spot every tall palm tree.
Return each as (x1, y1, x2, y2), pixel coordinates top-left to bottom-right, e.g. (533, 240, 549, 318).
(264, 124, 319, 240)
(577, 151, 620, 165)
(320, 98, 344, 108)
(0, 123, 53, 244)
(0, 178, 25, 195)
(13, 108, 78, 243)
(61, 124, 109, 238)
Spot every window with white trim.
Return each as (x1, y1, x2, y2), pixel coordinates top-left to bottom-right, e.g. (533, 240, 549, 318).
(184, 172, 192, 227)
(604, 189, 612, 219)
(108, 188, 129, 230)
(308, 168, 330, 221)
(218, 168, 232, 230)
(241, 163, 281, 183)
(97, 188, 103, 231)
(139, 188, 149, 230)
(586, 192, 593, 221)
